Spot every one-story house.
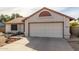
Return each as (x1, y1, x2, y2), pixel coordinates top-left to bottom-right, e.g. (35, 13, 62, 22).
(5, 7, 75, 39)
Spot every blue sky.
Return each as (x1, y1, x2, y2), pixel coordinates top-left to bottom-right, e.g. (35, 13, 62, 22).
(53, 7, 79, 19)
(0, 7, 79, 19)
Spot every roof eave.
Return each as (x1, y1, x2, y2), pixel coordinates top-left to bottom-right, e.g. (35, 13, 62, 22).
(22, 7, 75, 21)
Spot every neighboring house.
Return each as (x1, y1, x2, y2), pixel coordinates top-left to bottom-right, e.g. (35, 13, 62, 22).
(5, 7, 74, 39)
(0, 22, 5, 32)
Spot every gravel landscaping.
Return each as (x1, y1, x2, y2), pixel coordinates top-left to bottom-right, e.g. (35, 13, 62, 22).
(0, 36, 21, 47)
(5, 37, 21, 44)
(0, 32, 21, 47)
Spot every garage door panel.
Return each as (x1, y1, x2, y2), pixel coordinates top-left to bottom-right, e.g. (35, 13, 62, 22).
(29, 23, 63, 38)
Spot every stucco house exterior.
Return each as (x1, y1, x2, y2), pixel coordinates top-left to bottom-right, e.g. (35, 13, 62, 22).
(5, 17, 25, 33)
(5, 7, 74, 39)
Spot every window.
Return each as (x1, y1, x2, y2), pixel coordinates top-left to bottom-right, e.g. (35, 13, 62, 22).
(11, 24, 17, 30)
(39, 11, 51, 17)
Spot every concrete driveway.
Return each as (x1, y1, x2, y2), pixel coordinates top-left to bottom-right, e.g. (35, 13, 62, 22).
(26, 37, 73, 51)
(0, 37, 73, 51)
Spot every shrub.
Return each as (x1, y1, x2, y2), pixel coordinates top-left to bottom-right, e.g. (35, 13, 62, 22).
(11, 32, 24, 36)
(5, 32, 13, 34)
(70, 21, 79, 27)
(16, 32, 24, 35)
(70, 20, 79, 35)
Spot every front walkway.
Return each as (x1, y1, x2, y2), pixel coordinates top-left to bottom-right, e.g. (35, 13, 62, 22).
(0, 37, 35, 51)
(0, 37, 73, 51)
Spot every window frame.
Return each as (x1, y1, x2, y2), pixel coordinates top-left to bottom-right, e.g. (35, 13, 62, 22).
(39, 11, 52, 17)
(11, 24, 17, 31)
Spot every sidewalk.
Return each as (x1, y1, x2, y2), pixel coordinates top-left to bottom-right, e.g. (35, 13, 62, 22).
(0, 37, 35, 51)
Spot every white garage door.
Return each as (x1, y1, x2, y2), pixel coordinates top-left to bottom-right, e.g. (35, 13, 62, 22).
(29, 23, 63, 38)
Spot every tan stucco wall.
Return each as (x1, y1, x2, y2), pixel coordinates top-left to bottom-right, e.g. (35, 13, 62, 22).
(5, 24, 24, 33)
(24, 9, 70, 39)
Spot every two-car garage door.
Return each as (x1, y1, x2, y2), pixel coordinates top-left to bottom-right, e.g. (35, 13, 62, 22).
(28, 22, 64, 38)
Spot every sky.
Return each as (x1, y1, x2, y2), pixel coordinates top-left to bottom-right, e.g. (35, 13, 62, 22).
(0, 7, 79, 19)
(0, 0, 78, 19)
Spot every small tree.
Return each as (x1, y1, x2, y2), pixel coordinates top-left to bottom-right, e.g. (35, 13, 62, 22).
(15, 13, 22, 18)
(70, 18, 79, 27)
(10, 13, 22, 20)
(77, 18, 79, 21)
(0, 13, 23, 22)
(0, 14, 6, 22)
(10, 13, 16, 20)
(4, 15, 11, 22)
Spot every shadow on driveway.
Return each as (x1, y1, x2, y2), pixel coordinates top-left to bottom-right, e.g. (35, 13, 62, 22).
(25, 37, 73, 51)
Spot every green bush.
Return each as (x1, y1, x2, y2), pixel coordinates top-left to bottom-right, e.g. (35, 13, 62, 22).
(70, 20, 79, 35)
(70, 21, 79, 27)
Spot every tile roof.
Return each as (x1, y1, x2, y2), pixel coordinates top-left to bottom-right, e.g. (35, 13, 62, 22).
(5, 17, 25, 24)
